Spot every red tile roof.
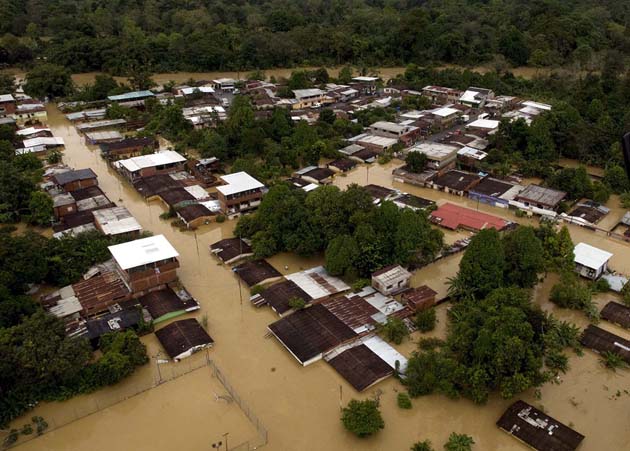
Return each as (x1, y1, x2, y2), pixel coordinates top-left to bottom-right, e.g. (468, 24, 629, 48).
(430, 202, 510, 231)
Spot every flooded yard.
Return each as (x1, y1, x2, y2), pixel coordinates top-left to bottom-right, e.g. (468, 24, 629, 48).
(11, 106, 630, 450)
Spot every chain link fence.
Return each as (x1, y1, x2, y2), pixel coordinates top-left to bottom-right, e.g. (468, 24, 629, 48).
(7, 354, 267, 451)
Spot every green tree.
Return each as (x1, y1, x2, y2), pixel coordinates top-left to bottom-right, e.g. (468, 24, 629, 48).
(0, 74, 15, 93)
(502, 227, 544, 288)
(406, 152, 428, 173)
(603, 164, 630, 193)
(380, 317, 409, 345)
(397, 392, 412, 409)
(450, 229, 505, 300)
(444, 433, 475, 451)
(325, 234, 359, 278)
(26, 191, 53, 226)
(415, 308, 436, 332)
(341, 399, 384, 438)
(411, 440, 435, 451)
(24, 64, 73, 99)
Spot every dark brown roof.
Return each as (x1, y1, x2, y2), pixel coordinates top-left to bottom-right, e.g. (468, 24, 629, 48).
(86, 308, 142, 340)
(53, 211, 95, 232)
(73, 271, 131, 315)
(286, 177, 311, 189)
(328, 158, 357, 172)
(328, 345, 393, 391)
(133, 174, 182, 198)
(159, 187, 196, 207)
(234, 260, 282, 287)
(497, 400, 585, 451)
(432, 170, 481, 191)
(364, 184, 396, 200)
(268, 304, 357, 364)
(100, 137, 155, 153)
(302, 167, 335, 181)
(70, 185, 107, 202)
(352, 148, 380, 162)
(394, 193, 434, 209)
(257, 280, 311, 315)
(567, 205, 607, 224)
(580, 324, 630, 364)
(210, 238, 253, 263)
(321, 295, 379, 331)
(53, 168, 97, 186)
(177, 203, 213, 223)
(401, 286, 437, 304)
(155, 318, 214, 360)
(600, 302, 630, 329)
(469, 177, 514, 197)
(139, 287, 199, 320)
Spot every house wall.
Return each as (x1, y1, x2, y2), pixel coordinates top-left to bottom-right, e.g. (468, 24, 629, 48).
(62, 178, 98, 192)
(0, 101, 17, 116)
(121, 259, 180, 293)
(372, 275, 410, 295)
(54, 202, 78, 219)
(575, 262, 605, 280)
(218, 190, 263, 214)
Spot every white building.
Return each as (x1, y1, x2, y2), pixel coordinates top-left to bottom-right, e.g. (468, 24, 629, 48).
(574, 243, 613, 280)
(371, 265, 412, 295)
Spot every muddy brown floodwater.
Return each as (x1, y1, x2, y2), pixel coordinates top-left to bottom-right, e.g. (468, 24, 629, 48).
(12, 106, 630, 451)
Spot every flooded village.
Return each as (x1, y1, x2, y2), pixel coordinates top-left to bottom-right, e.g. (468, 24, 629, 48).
(1, 68, 630, 451)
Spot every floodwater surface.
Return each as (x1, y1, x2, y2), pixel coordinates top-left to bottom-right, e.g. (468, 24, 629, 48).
(12, 106, 630, 451)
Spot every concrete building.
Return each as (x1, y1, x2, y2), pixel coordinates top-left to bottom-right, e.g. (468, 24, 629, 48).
(108, 234, 180, 293)
(292, 89, 327, 109)
(459, 87, 494, 108)
(406, 142, 458, 171)
(216, 171, 265, 215)
(369, 121, 420, 145)
(421, 85, 462, 105)
(0, 94, 16, 116)
(115, 151, 187, 181)
(573, 242, 612, 280)
(371, 265, 411, 296)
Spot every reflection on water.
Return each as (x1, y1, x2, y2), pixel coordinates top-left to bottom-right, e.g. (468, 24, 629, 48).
(16, 106, 630, 451)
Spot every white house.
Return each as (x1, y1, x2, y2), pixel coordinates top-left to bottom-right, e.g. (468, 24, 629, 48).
(573, 242, 613, 280)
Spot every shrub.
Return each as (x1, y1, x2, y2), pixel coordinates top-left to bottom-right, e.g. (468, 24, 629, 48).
(341, 399, 384, 438)
(600, 351, 629, 371)
(415, 308, 436, 332)
(444, 432, 475, 451)
(250, 285, 265, 296)
(397, 392, 412, 409)
(592, 278, 610, 293)
(417, 337, 445, 351)
(351, 278, 370, 292)
(216, 214, 226, 223)
(288, 297, 307, 310)
(380, 317, 409, 345)
(410, 440, 435, 451)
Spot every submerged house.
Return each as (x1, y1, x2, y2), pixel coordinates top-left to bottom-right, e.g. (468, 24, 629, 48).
(573, 242, 612, 280)
(497, 400, 585, 451)
(216, 171, 265, 216)
(210, 238, 254, 265)
(115, 151, 187, 182)
(580, 324, 630, 364)
(371, 265, 411, 296)
(108, 234, 180, 294)
(155, 318, 214, 361)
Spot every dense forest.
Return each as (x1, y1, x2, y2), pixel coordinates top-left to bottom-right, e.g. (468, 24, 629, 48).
(1, 0, 629, 73)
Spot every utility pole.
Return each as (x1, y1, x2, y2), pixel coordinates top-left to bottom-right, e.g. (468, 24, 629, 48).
(223, 432, 229, 451)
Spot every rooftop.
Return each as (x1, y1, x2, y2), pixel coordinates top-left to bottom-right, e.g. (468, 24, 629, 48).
(431, 202, 511, 231)
(53, 168, 97, 186)
(573, 242, 612, 270)
(470, 177, 515, 197)
(497, 400, 585, 451)
(286, 266, 350, 300)
(467, 118, 500, 129)
(292, 88, 325, 99)
(432, 170, 481, 191)
(108, 90, 155, 102)
(516, 184, 566, 207)
(581, 324, 630, 364)
(139, 287, 199, 321)
(600, 301, 630, 329)
(268, 303, 357, 365)
(0, 94, 15, 102)
(408, 142, 459, 161)
(108, 234, 179, 270)
(217, 171, 265, 196)
(93, 206, 142, 236)
(234, 259, 282, 287)
(155, 318, 214, 360)
(116, 151, 186, 173)
(327, 344, 393, 391)
(252, 280, 311, 315)
(432, 106, 459, 117)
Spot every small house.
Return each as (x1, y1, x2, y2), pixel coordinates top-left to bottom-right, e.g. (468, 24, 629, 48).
(295, 166, 335, 185)
(600, 302, 630, 329)
(573, 242, 612, 280)
(52, 168, 98, 192)
(421, 86, 462, 105)
(459, 87, 494, 108)
(233, 259, 282, 287)
(0, 94, 17, 116)
(155, 318, 214, 361)
(292, 89, 327, 109)
(93, 206, 142, 236)
(371, 265, 412, 296)
(108, 234, 180, 294)
(497, 400, 585, 451)
(431, 170, 482, 196)
(580, 324, 630, 364)
(401, 286, 437, 312)
(115, 150, 187, 181)
(100, 137, 157, 161)
(514, 185, 566, 212)
(216, 171, 265, 215)
(406, 142, 459, 171)
(468, 178, 522, 208)
(430, 203, 512, 232)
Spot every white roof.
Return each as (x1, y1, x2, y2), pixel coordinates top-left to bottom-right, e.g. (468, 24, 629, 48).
(352, 76, 379, 82)
(22, 137, 64, 148)
(302, 183, 319, 192)
(49, 295, 82, 318)
(460, 90, 481, 104)
(184, 185, 210, 200)
(522, 100, 551, 111)
(409, 142, 458, 160)
(217, 171, 265, 196)
(117, 150, 186, 172)
(93, 207, 142, 236)
(340, 88, 358, 96)
(213, 78, 235, 84)
(16, 127, 50, 136)
(400, 110, 425, 120)
(519, 106, 542, 116)
(370, 121, 407, 133)
(199, 199, 222, 212)
(181, 86, 215, 95)
(433, 106, 459, 117)
(457, 146, 487, 160)
(468, 118, 500, 129)
(108, 234, 179, 270)
(362, 335, 408, 374)
(574, 243, 612, 270)
(286, 266, 350, 300)
(85, 131, 123, 141)
(292, 88, 325, 99)
(356, 135, 398, 147)
(0, 94, 15, 102)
